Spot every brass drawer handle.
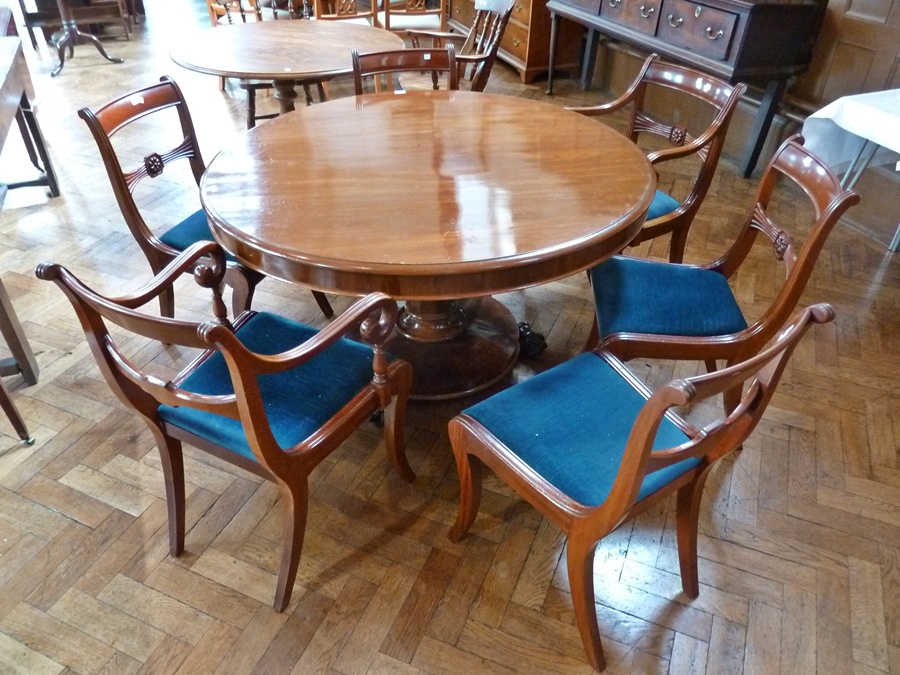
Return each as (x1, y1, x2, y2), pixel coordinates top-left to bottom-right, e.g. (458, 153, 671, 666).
(513, 38, 521, 46)
(515, 2, 522, 10)
(639, 4, 654, 17)
(667, 13, 682, 26)
(706, 27, 723, 39)
(608, 0, 620, 7)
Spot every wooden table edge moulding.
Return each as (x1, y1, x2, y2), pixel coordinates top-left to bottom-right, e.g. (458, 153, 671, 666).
(170, 19, 404, 116)
(201, 90, 656, 399)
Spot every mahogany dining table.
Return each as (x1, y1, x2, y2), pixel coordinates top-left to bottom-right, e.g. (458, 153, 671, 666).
(171, 19, 403, 114)
(201, 90, 656, 399)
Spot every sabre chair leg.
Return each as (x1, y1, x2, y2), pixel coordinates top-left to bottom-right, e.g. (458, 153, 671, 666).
(448, 422, 483, 542)
(273, 481, 309, 612)
(154, 431, 186, 557)
(675, 473, 709, 599)
(566, 537, 606, 672)
(383, 361, 414, 482)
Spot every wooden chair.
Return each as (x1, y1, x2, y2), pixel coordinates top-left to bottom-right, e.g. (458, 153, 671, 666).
(568, 54, 746, 263)
(312, 0, 375, 24)
(36, 241, 414, 612)
(376, 0, 446, 33)
(78, 76, 333, 320)
(403, 0, 514, 92)
(352, 46, 458, 94)
(586, 135, 859, 411)
(448, 302, 834, 672)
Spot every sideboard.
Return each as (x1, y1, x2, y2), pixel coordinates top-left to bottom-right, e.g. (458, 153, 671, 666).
(545, 0, 826, 175)
(448, 0, 583, 83)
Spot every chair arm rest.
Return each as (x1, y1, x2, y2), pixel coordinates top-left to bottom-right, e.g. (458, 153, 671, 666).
(566, 95, 634, 117)
(201, 293, 399, 375)
(403, 29, 464, 42)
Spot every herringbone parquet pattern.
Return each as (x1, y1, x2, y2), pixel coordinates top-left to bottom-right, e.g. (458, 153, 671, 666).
(0, 2, 899, 673)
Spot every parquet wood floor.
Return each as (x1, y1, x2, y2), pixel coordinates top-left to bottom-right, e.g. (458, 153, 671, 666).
(0, 3, 898, 672)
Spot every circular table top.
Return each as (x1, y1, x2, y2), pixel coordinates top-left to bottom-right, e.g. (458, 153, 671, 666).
(201, 90, 656, 300)
(171, 20, 404, 81)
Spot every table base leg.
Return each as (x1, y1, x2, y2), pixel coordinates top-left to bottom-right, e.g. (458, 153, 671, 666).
(387, 297, 519, 400)
(51, 20, 124, 77)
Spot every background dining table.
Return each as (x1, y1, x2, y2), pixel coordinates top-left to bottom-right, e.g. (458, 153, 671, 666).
(171, 19, 404, 114)
(201, 90, 656, 399)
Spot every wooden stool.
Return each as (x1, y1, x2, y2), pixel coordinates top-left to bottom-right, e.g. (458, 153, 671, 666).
(0, 278, 37, 445)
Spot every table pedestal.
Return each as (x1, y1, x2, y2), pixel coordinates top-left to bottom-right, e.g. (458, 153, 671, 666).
(51, 0, 123, 77)
(387, 298, 519, 400)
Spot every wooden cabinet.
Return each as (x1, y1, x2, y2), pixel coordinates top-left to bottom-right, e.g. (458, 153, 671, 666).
(545, 0, 826, 174)
(448, 0, 583, 83)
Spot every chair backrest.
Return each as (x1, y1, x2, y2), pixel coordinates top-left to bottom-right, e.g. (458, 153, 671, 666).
(378, 0, 446, 32)
(604, 302, 833, 515)
(455, 0, 514, 92)
(710, 134, 859, 361)
(206, 0, 262, 24)
(34, 241, 399, 473)
(352, 46, 458, 94)
(77, 77, 205, 264)
(313, 0, 374, 22)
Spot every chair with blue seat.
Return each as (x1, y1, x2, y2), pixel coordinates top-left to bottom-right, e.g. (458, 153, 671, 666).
(567, 54, 746, 264)
(36, 240, 414, 612)
(448, 302, 835, 672)
(78, 76, 333, 319)
(586, 135, 859, 411)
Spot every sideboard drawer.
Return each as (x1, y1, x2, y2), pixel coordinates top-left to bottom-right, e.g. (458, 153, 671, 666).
(658, 0, 737, 61)
(601, 0, 662, 36)
(451, 0, 476, 24)
(501, 19, 530, 60)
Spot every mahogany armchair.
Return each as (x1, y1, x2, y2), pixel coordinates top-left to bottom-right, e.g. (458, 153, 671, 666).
(36, 241, 414, 612)
(587, 135, 859, 411)
(403, 0, 514, 92)
(78, 76, 333, 319)
(313, 0, 375, 23)
(376, 0, 446, 33)
(352, 45, 458, 94)
(448, 303, 835, 672)
(568, 54, 746, 263)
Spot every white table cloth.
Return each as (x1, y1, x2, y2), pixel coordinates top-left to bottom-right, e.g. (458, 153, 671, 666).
(801, 89, 900, 251)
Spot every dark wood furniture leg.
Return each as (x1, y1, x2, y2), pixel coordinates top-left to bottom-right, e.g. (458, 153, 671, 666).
(0, 279, 37, 444)
(9, 101, 60, 196)
(546, 11, 559, 95)
(0, 279, 39, 386)
(0, 377, 33, 444)
(737, 78, 786, 177)
(580, 28, 599, 90)
(51, 0, 124, 77)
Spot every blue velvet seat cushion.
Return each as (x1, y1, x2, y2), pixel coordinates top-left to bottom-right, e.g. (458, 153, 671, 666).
(158, 312, 376, 463)
(158, 209, 237, 262)
(590, 256, 748, 339)
(648, 190, 681, 221)
(464, 352, 699, 507)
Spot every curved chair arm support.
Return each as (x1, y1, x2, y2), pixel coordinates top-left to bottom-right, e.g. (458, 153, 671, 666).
(200, 293, 399, 376)
(565, 53, 658, 118)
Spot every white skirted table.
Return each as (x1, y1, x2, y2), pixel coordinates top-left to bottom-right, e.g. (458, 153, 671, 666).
(801, 89, 900, 252)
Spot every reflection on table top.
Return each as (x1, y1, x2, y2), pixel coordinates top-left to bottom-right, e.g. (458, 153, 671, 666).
(171, 20, 404, 81)
(201, 90, 656, 299)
